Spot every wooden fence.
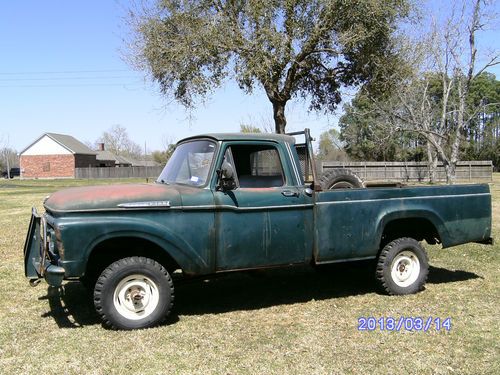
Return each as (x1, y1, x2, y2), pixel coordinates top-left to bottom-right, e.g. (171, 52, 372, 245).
(75, 161, 493, 181)
(321, 161, 493, 182)
(75, 166, 164, 179)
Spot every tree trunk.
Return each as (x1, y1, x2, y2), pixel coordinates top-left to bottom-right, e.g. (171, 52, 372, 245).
(272, 101, 287, 134)
(448, 124, 462, 185)
(449, 76, 467, 185)
(444, 162, 453, 185)
(426, 142, 437, 184)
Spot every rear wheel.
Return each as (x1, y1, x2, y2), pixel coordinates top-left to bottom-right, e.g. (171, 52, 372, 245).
(376, 237, 429, 295)
(94, 256, 174, 330)
(319, 168, 364, 189)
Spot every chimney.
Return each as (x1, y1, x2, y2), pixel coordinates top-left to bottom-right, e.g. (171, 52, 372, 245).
(98, 143, 105, 151)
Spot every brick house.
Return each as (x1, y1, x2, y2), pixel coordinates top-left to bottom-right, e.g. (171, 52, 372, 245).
(20, 133, 98, 178)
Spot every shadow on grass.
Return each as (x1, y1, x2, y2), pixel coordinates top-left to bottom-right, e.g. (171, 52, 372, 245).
(427, 265, 483, 284)
(173, 263, 376, 317)
(38, 262, 481, 328)
(40, 284, 100, 328)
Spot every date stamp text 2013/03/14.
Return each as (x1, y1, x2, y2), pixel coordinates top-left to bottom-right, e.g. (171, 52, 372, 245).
(358, 317, 452, 332)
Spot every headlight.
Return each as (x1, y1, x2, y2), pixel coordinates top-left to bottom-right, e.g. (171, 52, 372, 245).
(47, 229, 57, 255)
(48, 237, 55, 253)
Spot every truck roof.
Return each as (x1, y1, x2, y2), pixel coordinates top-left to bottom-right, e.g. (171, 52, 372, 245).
(178, 132, 296, 144)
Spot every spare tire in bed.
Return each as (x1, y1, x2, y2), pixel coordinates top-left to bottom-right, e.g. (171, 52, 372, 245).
(319, 168, 364, 189)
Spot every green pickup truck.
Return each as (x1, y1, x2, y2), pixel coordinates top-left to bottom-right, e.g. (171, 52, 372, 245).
(24, 130, 493, 329)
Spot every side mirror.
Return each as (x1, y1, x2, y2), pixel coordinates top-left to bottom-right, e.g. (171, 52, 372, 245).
(216, 161, 236, 191)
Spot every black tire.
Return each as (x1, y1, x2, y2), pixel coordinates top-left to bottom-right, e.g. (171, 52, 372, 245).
(94, 256, 174, 330)
(319, 168, 364, 189)
(376, 237, 429, 295)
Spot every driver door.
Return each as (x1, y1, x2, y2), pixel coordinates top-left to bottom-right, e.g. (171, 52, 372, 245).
(214, 142, 313, 270)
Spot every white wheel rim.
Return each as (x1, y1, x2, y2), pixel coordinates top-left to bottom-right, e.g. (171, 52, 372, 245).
(390, 251, 420, 287)
(113, 274, 159, 320)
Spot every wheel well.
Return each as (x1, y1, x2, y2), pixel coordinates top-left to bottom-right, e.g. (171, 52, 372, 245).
(380, 218, 440, 248)
(85, 237, 181, 282)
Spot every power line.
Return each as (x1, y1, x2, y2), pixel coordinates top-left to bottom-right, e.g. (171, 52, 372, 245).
(0, 82, 144, 88)
(0, 76, 139, 81)
(0, 69, 131, 75)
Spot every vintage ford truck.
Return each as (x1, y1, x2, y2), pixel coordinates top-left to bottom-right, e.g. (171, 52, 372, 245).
(24, 130, 493, 329)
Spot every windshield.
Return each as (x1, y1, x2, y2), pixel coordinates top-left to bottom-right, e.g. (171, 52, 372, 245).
(157, 140, 216, 187)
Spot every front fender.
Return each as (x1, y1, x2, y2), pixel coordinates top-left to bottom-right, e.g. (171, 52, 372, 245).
(56, 215, 211, 277)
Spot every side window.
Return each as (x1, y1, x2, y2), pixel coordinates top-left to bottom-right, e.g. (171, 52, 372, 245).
(227, 144, 285, 188)
(250, 149, 282, 177)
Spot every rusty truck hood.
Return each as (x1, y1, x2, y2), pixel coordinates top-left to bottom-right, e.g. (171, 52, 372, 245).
(44, 183, 182, 213)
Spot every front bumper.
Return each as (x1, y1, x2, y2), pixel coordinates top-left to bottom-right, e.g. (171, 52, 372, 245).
(23, 207, 65, 287)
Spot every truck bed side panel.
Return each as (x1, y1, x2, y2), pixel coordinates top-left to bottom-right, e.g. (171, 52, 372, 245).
(314, 184, 492, 262)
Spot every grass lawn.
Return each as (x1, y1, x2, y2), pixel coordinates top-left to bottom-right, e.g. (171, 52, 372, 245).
(0, 176, 498, 374)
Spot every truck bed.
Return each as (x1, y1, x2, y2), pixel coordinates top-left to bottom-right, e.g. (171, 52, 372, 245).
(314, 184, 492, 263)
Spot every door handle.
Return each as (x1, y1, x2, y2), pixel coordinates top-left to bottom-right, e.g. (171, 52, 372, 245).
(282, 190, 299, 197)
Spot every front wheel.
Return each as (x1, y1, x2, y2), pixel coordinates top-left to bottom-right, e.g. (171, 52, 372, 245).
(376, 238, 429, 295)
(94, 257, 174, 330)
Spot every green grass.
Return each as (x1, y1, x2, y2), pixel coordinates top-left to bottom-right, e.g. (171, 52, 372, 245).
(0, 176, 498, 374)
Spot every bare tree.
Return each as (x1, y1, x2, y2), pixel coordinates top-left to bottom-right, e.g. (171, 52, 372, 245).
(0, 134, 18, 178)
(151, 135, 176, 166)
(239, 124, 262, 134)
(443, 0, 499, 182)
(239, 114, 274, 133)
(96, 125, 142, 158)
(348, 0, 499, 184)
(420, 0, 499, 183)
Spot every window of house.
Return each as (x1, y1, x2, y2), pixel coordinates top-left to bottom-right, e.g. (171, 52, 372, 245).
(43, 162, 50, 172)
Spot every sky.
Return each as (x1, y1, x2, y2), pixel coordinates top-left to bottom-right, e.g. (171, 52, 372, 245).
(0, 0, 499, 154)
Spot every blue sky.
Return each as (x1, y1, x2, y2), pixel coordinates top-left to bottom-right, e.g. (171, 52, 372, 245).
(0, 1, 498, 153)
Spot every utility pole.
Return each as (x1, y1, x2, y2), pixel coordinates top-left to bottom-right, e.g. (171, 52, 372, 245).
(144, 140, 148, 182)
(5, 151, 10, 179)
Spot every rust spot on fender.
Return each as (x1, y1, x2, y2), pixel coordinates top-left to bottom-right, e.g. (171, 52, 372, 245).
(53, 226, 64, 258)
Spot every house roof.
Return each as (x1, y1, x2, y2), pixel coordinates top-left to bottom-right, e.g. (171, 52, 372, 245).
(20, 132, 96, 155)
(96, 150, 118, 162)
(115, 155, 133, 165)
(132, 160, 161, 167)
(113, 154, 160, 167)
(95, 152, 160, 167)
